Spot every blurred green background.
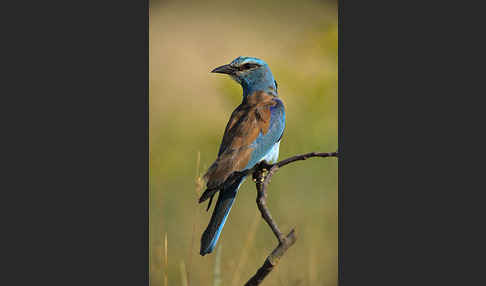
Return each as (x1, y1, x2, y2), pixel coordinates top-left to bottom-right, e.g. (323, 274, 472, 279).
(150, 0, 338, 285)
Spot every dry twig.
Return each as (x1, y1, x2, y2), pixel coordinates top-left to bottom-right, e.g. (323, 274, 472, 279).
(244, 151, 339, 286)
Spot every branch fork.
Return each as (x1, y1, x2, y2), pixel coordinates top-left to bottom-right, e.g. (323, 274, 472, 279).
(244, 151, 339, 286)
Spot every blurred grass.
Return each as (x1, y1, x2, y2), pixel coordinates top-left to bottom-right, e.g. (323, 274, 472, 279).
(150, 0, 337, 285)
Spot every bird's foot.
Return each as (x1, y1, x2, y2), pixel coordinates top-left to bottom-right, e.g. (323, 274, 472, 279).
(252, 169, 267, 183)
(252, 162, 273, 183)
(252, 171, 260, 182)
(260, 168, 268, 182)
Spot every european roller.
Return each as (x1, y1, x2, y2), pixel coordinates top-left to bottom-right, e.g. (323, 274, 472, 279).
(199, 56, 285, 256)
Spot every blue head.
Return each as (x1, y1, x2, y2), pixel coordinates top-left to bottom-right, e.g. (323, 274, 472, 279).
(211, 56, 278, 97)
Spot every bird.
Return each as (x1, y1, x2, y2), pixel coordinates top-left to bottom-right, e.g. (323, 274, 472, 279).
(199, 56, 286, 256)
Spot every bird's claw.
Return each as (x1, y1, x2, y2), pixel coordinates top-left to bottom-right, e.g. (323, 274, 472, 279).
(260, 169, 269, 182)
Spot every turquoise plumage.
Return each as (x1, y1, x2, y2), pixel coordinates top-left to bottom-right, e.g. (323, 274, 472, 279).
(199, 57, 286, 256)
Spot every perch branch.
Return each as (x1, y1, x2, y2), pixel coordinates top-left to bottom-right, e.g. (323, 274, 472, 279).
(200, 152, 339, 206)
(244, 151, 339, 286)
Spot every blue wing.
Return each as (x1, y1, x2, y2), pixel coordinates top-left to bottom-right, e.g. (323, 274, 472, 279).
(245, 97, 285, 169)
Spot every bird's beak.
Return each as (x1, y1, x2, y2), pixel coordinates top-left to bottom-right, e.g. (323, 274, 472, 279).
(211, 64, 235, 75)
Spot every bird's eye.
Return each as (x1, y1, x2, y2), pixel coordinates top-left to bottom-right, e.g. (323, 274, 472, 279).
(241, 63, 256, 70)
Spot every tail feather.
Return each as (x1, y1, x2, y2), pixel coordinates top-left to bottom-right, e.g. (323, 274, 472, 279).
(200, 177, 243, 256)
